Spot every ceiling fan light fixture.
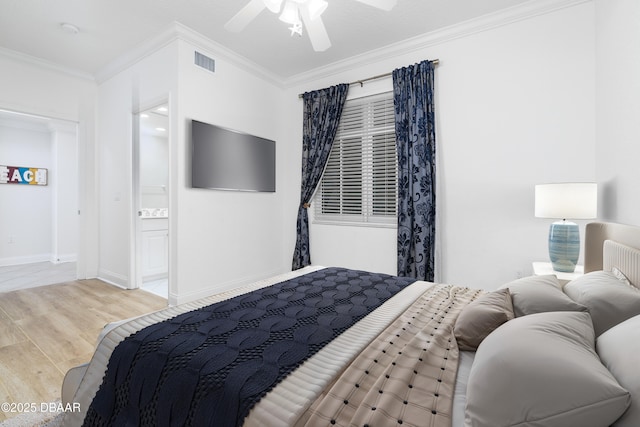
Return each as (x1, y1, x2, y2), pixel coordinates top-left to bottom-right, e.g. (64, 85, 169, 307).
(263, 0, 283, 13)
(227, 0, 397, 52)
(306, 0, 328, 20)
(279, 2, 300, 25)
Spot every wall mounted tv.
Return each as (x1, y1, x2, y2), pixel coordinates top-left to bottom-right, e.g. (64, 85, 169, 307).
(191, 119, 276, 192)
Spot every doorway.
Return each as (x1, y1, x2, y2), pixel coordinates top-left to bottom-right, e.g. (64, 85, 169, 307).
(0, 109, 79, 292)
(133, 103, 169, 298)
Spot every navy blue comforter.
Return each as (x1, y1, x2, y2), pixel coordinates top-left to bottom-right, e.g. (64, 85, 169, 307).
(82, 267, 414, 427)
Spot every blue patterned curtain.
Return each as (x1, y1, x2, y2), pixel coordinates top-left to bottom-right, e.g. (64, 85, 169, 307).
(292, 84, 349, 270)
(393, 60, 436, 281)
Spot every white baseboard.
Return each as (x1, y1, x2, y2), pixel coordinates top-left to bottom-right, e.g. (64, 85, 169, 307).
(97, 268, 129, 289)
(50, 254, 77, 264)
(142, 272, 168, 282)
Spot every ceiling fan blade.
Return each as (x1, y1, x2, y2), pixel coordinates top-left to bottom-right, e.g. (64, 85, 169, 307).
(224, 0, 267, 32)
(352, 0, 398, 11)
(300, 8, 331, 52)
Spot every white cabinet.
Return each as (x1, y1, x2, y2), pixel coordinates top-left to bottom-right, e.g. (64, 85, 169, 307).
(142, 218, 168, 280)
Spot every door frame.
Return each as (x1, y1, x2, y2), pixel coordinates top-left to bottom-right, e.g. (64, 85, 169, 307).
(131, 97, 171, 294)
(0, 106, 83, 280)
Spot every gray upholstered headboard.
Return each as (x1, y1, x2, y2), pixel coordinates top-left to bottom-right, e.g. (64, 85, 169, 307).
(585, 222, 640, 287)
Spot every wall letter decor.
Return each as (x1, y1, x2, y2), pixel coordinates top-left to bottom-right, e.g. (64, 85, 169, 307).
(0, 165, 48, 186)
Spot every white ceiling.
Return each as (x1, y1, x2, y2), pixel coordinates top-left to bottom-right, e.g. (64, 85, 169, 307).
(0, 0, 532, 81)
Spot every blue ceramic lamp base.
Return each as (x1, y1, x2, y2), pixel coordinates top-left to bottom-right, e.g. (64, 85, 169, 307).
(548, 220, 580, 273)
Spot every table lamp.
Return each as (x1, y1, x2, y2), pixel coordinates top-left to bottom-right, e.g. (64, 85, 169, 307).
(535, 183, 597, 272)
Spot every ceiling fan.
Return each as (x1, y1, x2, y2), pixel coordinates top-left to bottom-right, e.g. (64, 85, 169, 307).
(224, 0, 398, 52)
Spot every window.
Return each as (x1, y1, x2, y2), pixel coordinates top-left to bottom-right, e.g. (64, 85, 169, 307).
(314, 92, 397, 226)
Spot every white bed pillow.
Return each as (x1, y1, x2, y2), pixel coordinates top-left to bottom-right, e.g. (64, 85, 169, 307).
(499, 275, 587, 317)
(564, 270, 640, 336)
(465, 311, 630, 427)
(597, 314, 640, 427)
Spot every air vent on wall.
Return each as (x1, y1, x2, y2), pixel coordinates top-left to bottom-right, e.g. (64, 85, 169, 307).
(194, 51, 215, 73)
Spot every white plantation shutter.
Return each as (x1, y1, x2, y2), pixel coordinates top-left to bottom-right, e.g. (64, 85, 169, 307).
(314, 92, 397, 225)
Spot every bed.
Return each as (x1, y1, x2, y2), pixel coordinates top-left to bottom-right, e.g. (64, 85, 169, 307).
(61, 221, 640, 427)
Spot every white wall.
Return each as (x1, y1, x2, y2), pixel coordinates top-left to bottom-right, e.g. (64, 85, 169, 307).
(95, 33, 287, 304)
(96, 42, 178, 288)
(89, 0, 639, 299)
(173, 39, 286, 303)
(84, 0, 640, 300)
(595, 0, 640, 224)
(282, 2, 597, 290)
(5, 0, 634, 299)
(0, 124, 53, 265)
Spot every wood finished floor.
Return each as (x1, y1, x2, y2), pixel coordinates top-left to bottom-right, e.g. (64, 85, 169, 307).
(0, 279, 167, 422)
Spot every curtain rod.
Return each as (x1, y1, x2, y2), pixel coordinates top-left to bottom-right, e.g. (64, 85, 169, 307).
(298, 59, 439, 99)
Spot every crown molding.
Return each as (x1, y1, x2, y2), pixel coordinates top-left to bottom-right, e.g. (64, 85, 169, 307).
(94, 23, 177, 84)
(283, 0, 593, 87)
(0, 115, 76, 134)
(0, 47, 95, 82)
(2, 0, 592, 89)
(172, 22, 284, 87)
(0, 116, 49, 133)
(95, 21, 284, 87)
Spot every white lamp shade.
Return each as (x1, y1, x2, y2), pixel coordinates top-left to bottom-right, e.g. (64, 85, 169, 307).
(535, 183, 597, 219)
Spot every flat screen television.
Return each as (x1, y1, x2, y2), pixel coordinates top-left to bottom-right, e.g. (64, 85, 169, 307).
(191, 119, 276, 192)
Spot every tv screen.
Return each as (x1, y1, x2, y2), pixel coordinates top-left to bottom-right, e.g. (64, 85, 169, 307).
(191, 120, 276, 192)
